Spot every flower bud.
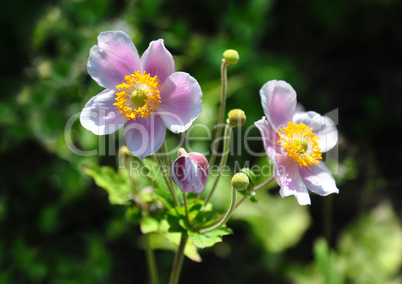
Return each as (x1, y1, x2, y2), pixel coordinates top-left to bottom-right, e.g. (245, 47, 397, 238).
(231, 173, 250, 191)
(228, 109, 246, 127)
(240, 168, 256, 184)
(172, 149, 209, 194)
(223, 49, 239, 65)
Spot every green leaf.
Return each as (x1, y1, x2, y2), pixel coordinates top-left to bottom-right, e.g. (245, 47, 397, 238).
(166, 207, 187, 233)
(313, 238, 345, 284)
(83, 165, 132, 205)
(337, 202, 402, 283)
(140, 215, 160, 234)
(147, 233, 201, 262)
(142, 158, 176, 208)
(233, 193, 311, 253)
(188, 227, 233, 249)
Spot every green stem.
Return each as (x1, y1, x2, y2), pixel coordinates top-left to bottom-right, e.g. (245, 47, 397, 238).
(145, 234, 159, 284)
(155, 154, 179, 207)
(162, 141, 173, 189)
(207, 176, 275, 226)
(200, 186, 237, 234)
(253, 176, 275, 191)
(209, 59, 229, 167)
(235, 176, 275, 209)
(168, 234, 188, 284)
(182, 193, 191, 228)
(204, 123, 232, 204)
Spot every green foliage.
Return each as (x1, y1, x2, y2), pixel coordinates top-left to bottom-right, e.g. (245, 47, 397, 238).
(233, 192, 311, 253)
(166, 199, 233, 249)
(147, 233, 201, 263)
(83, 165, 132, 205)
(337, 202, 402, 283)
(188, 227, 233, 249)
(289, 202, 402, 284)
(313, 238, 344, 284)
(142, 158, 178, 208)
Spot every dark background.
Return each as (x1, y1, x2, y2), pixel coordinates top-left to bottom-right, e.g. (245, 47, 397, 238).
(1, 0, 402, 283)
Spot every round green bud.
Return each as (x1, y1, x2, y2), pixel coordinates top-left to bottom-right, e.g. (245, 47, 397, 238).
(240, 168, 256, 184)
(231, 172, 250, 191)
(228, 109, 246, 127)
(223, 49, 239, 65)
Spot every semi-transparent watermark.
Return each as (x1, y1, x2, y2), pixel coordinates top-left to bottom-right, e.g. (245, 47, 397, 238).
(65, 109, 339, 177)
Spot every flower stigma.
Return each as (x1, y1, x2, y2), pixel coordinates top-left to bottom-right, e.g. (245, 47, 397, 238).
(130, 89, 147, 107)
(114, 71, 161, 120)
(278, 121, 322, 170)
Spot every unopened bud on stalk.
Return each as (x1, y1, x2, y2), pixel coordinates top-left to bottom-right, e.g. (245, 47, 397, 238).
(172, 149, 209, 194)
(231, 172, 250, 191)
(240, 168, 256, 184)
(178, 147, 187, 157)
(223, 49, 239, 65)
(228, 109, 246, 127)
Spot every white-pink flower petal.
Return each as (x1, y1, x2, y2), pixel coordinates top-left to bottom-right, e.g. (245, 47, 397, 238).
(292, 111, 338, 153)
(141, 39, 175, 85)
(299, 162, 339, 196)
(254, 117, 282, 159)
(87, 31, 141, 90)
(275, 153, 311, 205)
(260, 80, 297, 129)
(157, 72, 202, 133)
(80, 89, 126, 135)
(124, 114, 166, 159)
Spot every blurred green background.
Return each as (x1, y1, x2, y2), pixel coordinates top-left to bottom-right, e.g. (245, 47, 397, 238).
(1, 0, 402, 283)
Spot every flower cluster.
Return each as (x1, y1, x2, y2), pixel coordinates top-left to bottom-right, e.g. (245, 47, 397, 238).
(81, 31, 339, 206)
(80, 29, 340, 284)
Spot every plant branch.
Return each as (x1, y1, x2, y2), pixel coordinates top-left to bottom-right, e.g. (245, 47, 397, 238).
(204, 123, 232, 204)
(168, 234, 188, 284)
(209, 59, 229, 167)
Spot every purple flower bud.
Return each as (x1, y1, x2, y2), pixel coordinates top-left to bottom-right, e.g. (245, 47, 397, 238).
(172, 149, 209, 194)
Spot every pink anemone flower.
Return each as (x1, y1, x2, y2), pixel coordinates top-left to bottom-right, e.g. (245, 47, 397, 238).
(80, 31, 202, 159)
(255, 80, 339, 205)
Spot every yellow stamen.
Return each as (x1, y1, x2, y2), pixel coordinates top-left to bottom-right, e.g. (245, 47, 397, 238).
(278, 121, 322, 170)
(114, 71, 161, 120)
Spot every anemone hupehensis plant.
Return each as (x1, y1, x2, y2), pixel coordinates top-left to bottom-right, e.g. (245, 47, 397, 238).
(79, 30, 339, 284)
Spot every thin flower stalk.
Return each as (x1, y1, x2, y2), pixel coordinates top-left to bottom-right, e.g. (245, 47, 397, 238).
(204, 123, 232, 204)
(205, 176, 275, 227)
(200, 186, 237, 234)
(162, 141, 173, 189)
(168, 234, 188, 284)
(235, 176, 275, 209)
(155, 153, 179, 207)
(209, 59, 229, 167)
(145, 234, 159, 284)
(182, 193, 191, 228)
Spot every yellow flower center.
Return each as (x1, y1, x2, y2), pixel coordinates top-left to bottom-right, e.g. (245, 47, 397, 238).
(114, 71, 161, 120)
(278, 121, 322, 170)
